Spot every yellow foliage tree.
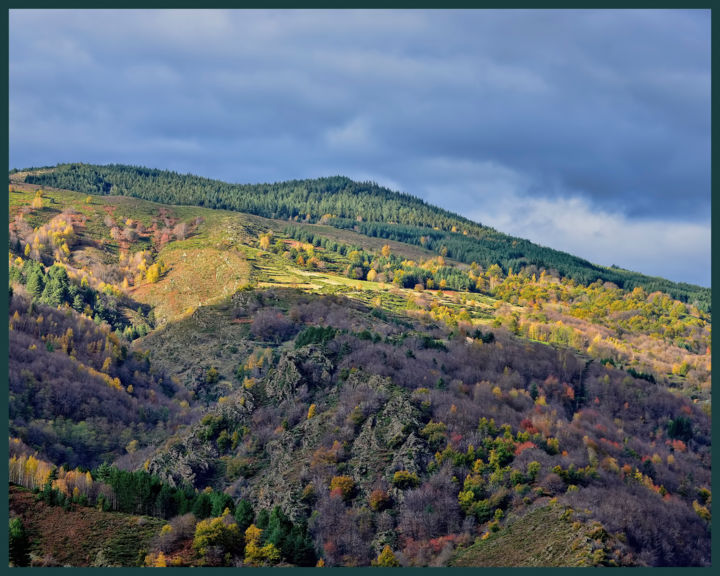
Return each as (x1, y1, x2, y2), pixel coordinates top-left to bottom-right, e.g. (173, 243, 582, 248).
(145, 551, 168, 567)
(155, 552, 167, 567)
(391, 470, 419, 490)
(672, 361, 690, 377)
(373, 545, 400, 567)
(244, 524, 281, 566)
(146, 262, 162, 283)
(329, 475, 355, 501)
(31, 190, 44, 209)
(259, 233, 272, 250)
(193, 509, 241, 562)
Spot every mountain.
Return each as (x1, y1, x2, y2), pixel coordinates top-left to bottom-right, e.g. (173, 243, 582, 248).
(20, 163, 711, 311)
(7, 166, 711, 567)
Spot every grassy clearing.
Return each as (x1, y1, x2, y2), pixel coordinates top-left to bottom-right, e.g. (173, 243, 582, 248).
(9, 484, 165, 567)
(132, 244, 252, 326)
(450, 502, 604, 567)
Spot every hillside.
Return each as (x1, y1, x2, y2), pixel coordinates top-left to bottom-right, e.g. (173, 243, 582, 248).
(10, 484, 166, 567)
(18, 163, 710, 311)
(450, 501, 628, 567)
(7, 168, 712, 567)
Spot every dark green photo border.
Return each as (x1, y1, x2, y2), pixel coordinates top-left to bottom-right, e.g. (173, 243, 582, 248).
(2, 4, 715, 574)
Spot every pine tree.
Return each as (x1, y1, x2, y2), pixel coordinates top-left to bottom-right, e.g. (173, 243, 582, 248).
(234, 499, 255, 533)
(9, 517, 30, 566)
(26, 266, 45, 299)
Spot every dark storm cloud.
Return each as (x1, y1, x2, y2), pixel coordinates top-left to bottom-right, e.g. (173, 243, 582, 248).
(9, 9, 710, 285)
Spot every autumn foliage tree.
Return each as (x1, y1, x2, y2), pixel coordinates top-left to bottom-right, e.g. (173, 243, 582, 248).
(373, 545, 400, 567)
(259, 232, 272, 250)
(192, 508, 242, 566)
(329, 475, 355, 502)
(244, 524, 281, 566)
(369, 489, 392, 511)
(392, 470, 420, 490)
(31, 189, 44, 209)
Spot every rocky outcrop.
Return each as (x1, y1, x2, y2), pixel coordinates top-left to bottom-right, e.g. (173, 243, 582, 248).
(147, 393, 253, 488)
(147, 434, 219, 489)
(264, 346, 333, 401)
(347, 388, 427, 494)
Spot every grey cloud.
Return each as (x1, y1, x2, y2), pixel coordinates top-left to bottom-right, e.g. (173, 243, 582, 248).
(9, 8, 710, 284)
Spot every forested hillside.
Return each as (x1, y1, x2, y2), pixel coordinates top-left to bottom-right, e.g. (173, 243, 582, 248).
(21, 163, 710, 310)
(8, 168, 711, 567)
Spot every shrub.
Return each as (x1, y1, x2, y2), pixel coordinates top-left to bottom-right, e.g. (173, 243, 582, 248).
(392, 470, 420, 490)
(369, 489, 391, 511)
(329, 475, 355, 501)
(295, 325, 337, 348)
(420, 420, 447, 451)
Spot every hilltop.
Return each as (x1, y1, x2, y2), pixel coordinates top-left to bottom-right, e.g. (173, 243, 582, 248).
(19, 163, 710, 311)
(7, 166, 711, 567)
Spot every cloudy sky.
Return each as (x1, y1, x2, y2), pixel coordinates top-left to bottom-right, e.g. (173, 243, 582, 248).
(9, 9, 711, 286)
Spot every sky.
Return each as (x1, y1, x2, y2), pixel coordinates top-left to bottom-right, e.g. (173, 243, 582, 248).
(9, 9, 711, 286)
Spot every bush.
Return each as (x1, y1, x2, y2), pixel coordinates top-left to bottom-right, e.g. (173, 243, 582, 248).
(295, 325, 337, 348)
(250, 308, 296, 343)
(329, 475, 355, 501)
(392, 470, 420, 490)
(369, 489, 392, 511)
(420, 420, 447, 451)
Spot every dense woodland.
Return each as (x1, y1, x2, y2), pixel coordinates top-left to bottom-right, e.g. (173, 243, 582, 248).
(9, 292, 183, 467)
(9, 289, 712, 566)
(8, 167, 712, 567)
